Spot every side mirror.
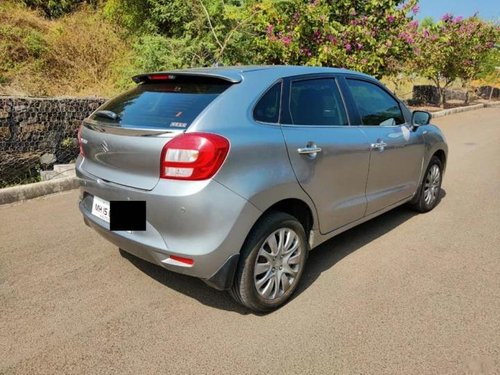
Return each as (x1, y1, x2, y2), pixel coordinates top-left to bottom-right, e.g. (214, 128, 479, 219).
(412, 110, 431, 126)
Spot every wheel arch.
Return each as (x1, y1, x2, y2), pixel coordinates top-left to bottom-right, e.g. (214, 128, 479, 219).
(263, 198, 314, 236)
(242, 197, 316, 253)
(433, 149, 447, 171)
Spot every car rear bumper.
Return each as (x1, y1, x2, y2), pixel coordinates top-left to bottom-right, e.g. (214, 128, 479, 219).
(76, 157, 261, 288)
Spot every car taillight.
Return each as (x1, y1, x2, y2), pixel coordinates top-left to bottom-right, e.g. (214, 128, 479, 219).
(148, 74, 175, 81)
(160, 133, 229, 180)
(77, 124, 85, 157)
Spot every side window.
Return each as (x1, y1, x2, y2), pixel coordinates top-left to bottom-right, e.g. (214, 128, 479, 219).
(346, 79, 405, 126)
(253, 82, 282, 123)
(288, 78, 348, 126)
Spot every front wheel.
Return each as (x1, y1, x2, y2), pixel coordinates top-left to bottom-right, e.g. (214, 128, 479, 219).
(229, 212, 308, 312)
(409, 156, 443, 212)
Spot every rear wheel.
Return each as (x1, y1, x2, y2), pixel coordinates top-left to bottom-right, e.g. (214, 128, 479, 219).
(229, 212, 308, 312)
(410, 156, 443, 212)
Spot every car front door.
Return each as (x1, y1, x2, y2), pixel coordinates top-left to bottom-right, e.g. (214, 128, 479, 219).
(343, 78, 425, 215)
(280, 76, 371, 234)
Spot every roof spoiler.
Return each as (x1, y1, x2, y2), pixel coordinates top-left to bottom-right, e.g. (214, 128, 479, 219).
(132, 71, 243, 84)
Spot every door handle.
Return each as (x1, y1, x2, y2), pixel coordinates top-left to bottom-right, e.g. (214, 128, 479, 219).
(370, 141, 387, 152)
(297, 146, 322, 155)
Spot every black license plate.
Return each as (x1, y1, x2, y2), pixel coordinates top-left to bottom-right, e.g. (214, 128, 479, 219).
(110, 201, 146, 231)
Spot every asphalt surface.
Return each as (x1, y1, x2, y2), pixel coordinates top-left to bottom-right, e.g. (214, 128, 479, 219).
(1, 108, 499, 374)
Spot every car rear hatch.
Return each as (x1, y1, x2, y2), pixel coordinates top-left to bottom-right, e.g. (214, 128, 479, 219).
(79, 74, 236, 190)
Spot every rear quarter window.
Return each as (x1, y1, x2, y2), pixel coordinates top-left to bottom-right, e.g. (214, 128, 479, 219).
(253, 82, 282, 123)
(90, 79, 231, 129)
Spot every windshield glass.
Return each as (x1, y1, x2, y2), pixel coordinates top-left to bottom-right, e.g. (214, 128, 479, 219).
(90, 79, 231, 129)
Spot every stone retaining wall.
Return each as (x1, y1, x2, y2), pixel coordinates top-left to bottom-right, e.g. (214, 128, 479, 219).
(0, 96, 106, 187)
(411, 85, 499, 105)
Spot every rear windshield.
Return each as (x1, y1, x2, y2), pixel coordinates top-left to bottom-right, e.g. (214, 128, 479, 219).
(90, 79, 231, 129)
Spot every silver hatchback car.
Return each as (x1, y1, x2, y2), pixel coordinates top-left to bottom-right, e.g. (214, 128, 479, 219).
(77, 66, 447, 312)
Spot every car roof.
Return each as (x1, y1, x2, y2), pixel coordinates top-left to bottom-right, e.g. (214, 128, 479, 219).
(133, 65, 373, 84)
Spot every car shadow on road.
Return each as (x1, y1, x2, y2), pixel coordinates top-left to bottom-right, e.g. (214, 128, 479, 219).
(119, 250, 251, 314)
(120, 189, 446, 315)
(295, 207, 416, 294)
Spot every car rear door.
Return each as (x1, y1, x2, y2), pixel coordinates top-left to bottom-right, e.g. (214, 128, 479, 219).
(342, 77, 425, 215)
(280, 75, 371, 234)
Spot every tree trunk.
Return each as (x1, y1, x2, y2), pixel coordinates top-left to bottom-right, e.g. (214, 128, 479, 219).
(438, 86, 446, 108)
(463, 80, 470, 105)
(433, 78, 445, 108)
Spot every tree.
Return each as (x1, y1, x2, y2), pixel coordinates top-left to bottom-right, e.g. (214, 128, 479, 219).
(410, 15, 498, 107)
(244, 0, 420, 78)
(454, 18, 499, 104)
(475, 46, 500, 94)
(104, 0, 257, 69)
(103, 0, 422, 76)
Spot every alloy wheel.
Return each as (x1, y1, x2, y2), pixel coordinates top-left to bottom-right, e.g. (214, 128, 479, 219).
(424, 164, 441, 206)
(253, 228, 303, 300)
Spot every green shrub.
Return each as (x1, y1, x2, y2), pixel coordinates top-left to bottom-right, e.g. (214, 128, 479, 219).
(23, 30, 47, 58)
(21, 0, 99, 18)
(133, 34, 184, 72)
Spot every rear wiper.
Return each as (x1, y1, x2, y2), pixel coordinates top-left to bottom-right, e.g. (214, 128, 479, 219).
(95, 110, 121, 121)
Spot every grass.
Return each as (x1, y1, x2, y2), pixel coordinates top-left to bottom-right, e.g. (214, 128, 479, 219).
(0, 1, 136, 97)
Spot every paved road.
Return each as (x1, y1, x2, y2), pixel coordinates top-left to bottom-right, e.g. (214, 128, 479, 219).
(1, 108, 499, 374)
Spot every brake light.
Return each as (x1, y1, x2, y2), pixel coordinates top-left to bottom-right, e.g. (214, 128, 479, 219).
(77, 124, 85, 156)
(148, 74, 175, 81)
(160, 133, 229, 180)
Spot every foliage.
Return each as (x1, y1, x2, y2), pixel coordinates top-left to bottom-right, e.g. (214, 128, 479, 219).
(244, 0, 420, 78)
(105, 0, 423, 77)
(44, 11, 130, 96)
(60, 137, 75, 148)
(0, 2, 130, 96)
(1, 0, 499, 99)
(21, 0, 99, 18)
(103, 0, 193, 35)
(475, 47, 500, 86)
(409, 15, 499, 106)
(132, 34, 185, 71)
(104, 0, 254, 67)
(0, 1, 50, 94)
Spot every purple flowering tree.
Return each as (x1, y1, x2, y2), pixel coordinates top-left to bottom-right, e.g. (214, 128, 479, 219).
(246, 0, 419, 78)
(410, 15, 498, 106)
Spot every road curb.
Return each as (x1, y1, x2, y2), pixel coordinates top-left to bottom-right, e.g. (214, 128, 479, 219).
(0, 176, 79, 205)
(431, 102, 500, 118)
(484, 101, 500, 108)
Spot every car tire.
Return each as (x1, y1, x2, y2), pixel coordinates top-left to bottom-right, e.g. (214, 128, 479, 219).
(409, 156, 443, 213)
(229, 212, 309, 313)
